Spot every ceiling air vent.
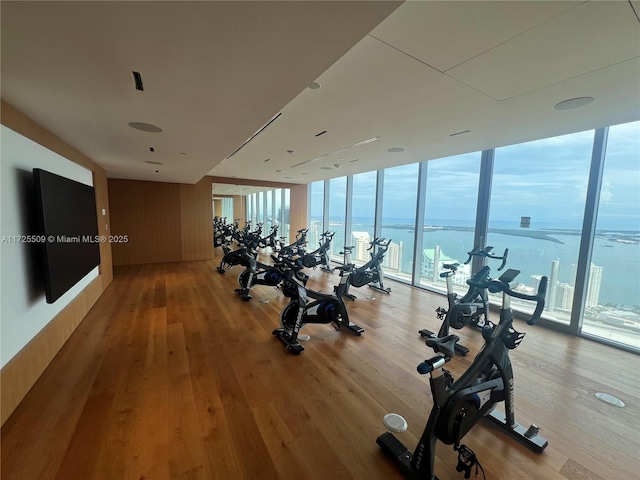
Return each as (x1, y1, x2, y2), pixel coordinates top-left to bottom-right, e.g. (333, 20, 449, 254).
(225, 112, 282, 160)
(132, 71, 144, 91)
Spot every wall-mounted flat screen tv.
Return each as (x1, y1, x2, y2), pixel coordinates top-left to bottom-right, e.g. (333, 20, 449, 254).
(33, 168, 100, 303)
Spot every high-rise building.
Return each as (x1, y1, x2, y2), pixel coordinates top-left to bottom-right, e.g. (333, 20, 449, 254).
(352, 231, 371, 263)
(383, 241, 402, 271)
(556, 283, 575, 310)
(570, 263, 603, 308)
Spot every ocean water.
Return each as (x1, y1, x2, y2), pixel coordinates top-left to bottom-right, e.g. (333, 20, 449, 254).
(313, 216, 639, 309)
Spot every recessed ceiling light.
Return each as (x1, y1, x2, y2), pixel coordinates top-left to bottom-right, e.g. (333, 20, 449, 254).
(350, 159, 359, 163)
(145, 161, 164, 165)
(287, 150, 295, 154)
(276, 169, 284, 173)
(155, 170, 159, 173)
(554, 97, 595, 110)
(334, 164, 341, 168)
(264, 158, 270, 162)
(180, 152, 187, 155)
(308, 82, 321, 89)
(320, 166, 331, 170)
(387, 147, 404, 153)
(285, 176, 293, 179)
(128, 122, 163, 133)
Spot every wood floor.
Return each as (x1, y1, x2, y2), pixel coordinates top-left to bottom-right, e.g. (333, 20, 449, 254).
(2, 252, 639, 480)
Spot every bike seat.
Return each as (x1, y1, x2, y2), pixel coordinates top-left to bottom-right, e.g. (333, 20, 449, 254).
(425, 334, 459, 359)
(442, 263, 459, 271)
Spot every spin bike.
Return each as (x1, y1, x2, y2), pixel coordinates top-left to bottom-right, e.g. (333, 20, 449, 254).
(419, 246, 508, 356)
(377, 269, 548, 480)
(272, 257, 364, 354)
(301, 231, 335, 273)
(348, 237, 392, 295)
(278, 228, 309, 258)
(235, 252, 307, 301)
(332, 246, 358, 301)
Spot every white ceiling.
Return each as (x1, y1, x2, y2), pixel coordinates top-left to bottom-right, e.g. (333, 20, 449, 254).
(2, 1, 639, 189)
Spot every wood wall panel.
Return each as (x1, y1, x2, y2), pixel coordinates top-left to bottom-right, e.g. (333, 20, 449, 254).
(109, 177, 214, 265)
(180, 176, 214, 261)
(93, 169, 113, 288)
(143, 182, 183, 264)
(0, 275, 104, 425)
(289, 184, 308, 234)
(108, 180, 147, 266)
(1, 101, 112, 425)
(232, 195, 245, 226)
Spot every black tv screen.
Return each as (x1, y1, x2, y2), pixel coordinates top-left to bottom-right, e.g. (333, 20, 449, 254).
(33, 168, 100, 303)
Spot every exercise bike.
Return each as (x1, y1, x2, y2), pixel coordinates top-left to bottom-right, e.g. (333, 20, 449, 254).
(349, 237, 392, 294)
(419, 246, 508, 356)
(377, 269, 548, 480)
(235, 253, 307, 301)
(272, 257, 364, 354)
(301, 230, 335, 273)
(278, 228, 309, 259)
(332, 246, 358, 301)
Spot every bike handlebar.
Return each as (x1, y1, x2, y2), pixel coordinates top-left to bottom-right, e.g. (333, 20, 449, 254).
(464, 246, 509, 271)
(368, 237, 391, 250)
(467, 275, 547, 325)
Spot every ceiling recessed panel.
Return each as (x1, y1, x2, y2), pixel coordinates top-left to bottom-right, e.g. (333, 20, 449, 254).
(448, 1, 640, 100)
(370, 1, 580, 72)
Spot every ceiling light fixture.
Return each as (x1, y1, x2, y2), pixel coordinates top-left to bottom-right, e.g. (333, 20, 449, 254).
(308, 82, 321, 89)
(129, 122, 163, 133)
(554, 97, 595, 110)
(145, 161, 164, 165)
(350, 159, 359, 163)
(320, 166, 331, 170)
(264, 158, 270, 162)
(291, 135, 381, 168)
(449, 130, 471, 137)
(387, 147, 404, 153)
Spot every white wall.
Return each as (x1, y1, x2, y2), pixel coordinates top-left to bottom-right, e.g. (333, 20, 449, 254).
(0, 125, 99, 368)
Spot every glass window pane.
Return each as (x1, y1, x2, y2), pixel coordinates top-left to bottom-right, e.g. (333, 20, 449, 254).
(381, 163, 419, 281)
(584, 121, 640, 349)
(274, 188, 282, 238)
(487, 130, 594, 324)
(420, 153, 481, 292)
(309, 181, 324, 248)
(265, 190, 273, 232)
(350, 171, 377, 266)
(283, 188, 291, 243)
(327, 177, 347, 261)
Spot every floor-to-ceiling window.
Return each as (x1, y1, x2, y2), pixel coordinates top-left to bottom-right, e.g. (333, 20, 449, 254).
(309, 181, 324, 247)
(274, 188, 282, 239)
(327, 177, 347, 261)
(583, 121, 640, 348)
(381, 163, 419, 281)
(305, 121, 639, 352)
(265, 189, 273, 234)
(419, 152, 481, 292)
(283, 188, 291, 243)
(487, 130, 594, 324)
(350, 171, 377, 266)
